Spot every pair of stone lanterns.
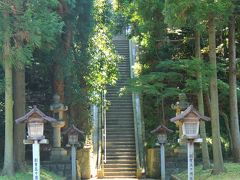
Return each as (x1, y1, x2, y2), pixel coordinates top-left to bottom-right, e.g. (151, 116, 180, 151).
(15, 104, 84, 180)
(152, 105, 210, 180)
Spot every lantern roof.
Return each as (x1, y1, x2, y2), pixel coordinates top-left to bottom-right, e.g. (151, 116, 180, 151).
(151, 124, 173, 134)
(62, 124, 84, 136)
(170, 105, 210, 123)
(15, 105, 57, 124)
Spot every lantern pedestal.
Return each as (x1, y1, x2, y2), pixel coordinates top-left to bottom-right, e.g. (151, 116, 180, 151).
(50, 148, 68, 161)
(50, 121, 67, 161)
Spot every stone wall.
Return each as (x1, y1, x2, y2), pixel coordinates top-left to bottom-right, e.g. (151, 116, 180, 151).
(42, 147, 92, 179)
(42, 160, 71, 179)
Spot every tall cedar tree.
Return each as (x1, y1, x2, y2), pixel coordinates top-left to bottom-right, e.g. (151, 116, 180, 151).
(208, 14, 225, 174)
(2, 9, 14, 175)
(163, 0, 211, 169)
(0, 0, 63, 175)
(228, 12, 240, 161)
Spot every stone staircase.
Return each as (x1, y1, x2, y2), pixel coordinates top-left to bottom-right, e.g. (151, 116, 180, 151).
(104, 36, 137, 178)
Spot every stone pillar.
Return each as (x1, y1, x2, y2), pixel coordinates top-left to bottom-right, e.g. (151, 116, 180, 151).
(50, 121, 68, 161)
(50, 94, 68, 161)
(52, 121, 65, 148)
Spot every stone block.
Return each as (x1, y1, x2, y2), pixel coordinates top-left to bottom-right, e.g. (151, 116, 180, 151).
(57, 164, 65, 170)
(77, 147, 91, 179)
(146, 148, 160, 178)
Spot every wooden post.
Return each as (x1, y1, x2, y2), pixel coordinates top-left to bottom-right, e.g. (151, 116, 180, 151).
(160, 143, 165, 180)
(33, 140, 40, 180)
(187, 141, 194, 180)
(71, 145, 77, 180)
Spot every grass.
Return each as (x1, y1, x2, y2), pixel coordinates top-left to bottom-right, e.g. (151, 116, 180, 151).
(176, 163, 240, 180)
(0, 168, 65, 180)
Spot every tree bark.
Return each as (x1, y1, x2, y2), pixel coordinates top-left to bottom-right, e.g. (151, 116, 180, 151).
(228, 14, 240, 162)
(208, 14, 224, 174)
(195, 31, 211, 169)
(52, 0, 73, 102)
(13, 65, 27, 171)
(220, 112, 233, 152)
(2, 11, 14, 175)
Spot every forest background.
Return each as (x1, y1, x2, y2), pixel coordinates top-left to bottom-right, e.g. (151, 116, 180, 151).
(0, 0, 239, 177)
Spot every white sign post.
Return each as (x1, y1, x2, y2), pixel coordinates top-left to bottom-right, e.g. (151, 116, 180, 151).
(33, 140, 40, 180)
(71, 145, 77, 180)
(160, 143, 165, 180)
(187, 141, 194, 180)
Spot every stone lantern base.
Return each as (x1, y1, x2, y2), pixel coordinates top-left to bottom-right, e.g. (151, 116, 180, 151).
(50, 147, 68, 161)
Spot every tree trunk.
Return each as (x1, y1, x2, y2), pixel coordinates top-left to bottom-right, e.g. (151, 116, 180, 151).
(2, 12, 14, 174)
(208, 14, 224, 174)
(52, 0, 73, 102)
(53, 61, 65, 102)
(195, 31, 210, 169)
(220, 112, 233, 152)
(228, 14, 240, 162)
(13, 65, 27, 171)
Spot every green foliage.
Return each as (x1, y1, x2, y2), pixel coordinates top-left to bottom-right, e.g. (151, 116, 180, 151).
(0, 0, 63, 66)
(125, 59, 212, 98)
(164, 0, 232, 31)
(177, 163, 240, 179)
(0, 167, 64, 180)
(86, 0, 122, 104)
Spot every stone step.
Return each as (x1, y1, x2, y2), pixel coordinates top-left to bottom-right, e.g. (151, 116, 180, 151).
(106, 119, 134, 122)
(104, 171, 136, 177)
(105, 158, 136, 163)
(106, 142, 135, 146)
(107, 123, 134, 127)
(106, 133, 134, 137)
(107, 138, 135, 143)
(104, 167, 137, 172)
(106, 144, 135, 148)
(106, 117, 133, 120)
(107, 119, 134, 123)
(103, 175, 136, 179)
(107, 123, 133, 127)
(106, 151, 136, 156)
(107, 118, 133, 121)
(104, 163, 136, 168)
(107, 131, 135, 136)
(107, 128, 134, 133)
(107, 150, 136, 154)
(106, 155, 136, 160)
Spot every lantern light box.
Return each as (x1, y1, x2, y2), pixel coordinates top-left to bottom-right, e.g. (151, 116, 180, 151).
(170, 105, 210, 140)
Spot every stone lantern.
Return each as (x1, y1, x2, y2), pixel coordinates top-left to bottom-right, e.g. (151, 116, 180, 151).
(15, 105, 57, 180)
(63, 125, 84, 180)
(50, 94, 68, 160)
(151, 125, 173, 180)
